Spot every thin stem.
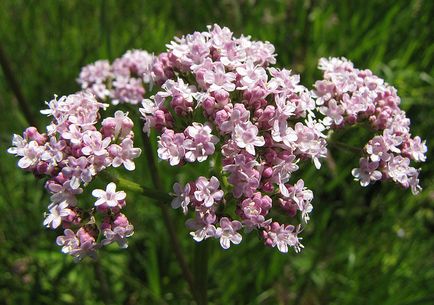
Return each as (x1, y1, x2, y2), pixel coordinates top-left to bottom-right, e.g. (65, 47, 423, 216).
(328, 140, 362, 153)
(93, 258, 112, 305)
(194, 241, 208, 305)
(99, 171, 172, 202)
(0, 42, 38, 127)
(140, 132, 203, 305)
(101, 168, 202, 303)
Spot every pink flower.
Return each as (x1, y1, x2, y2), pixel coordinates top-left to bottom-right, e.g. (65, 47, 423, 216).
(223, 153, 260, 198)
(203, 62, 236, 92)
(16, 141, 44, 169)
(386, 156, 413, 186)
(101, 213, 134, 248)
(56, 229, 80, 254)
(320, 99, 345, 125)
(101, 110, 134, 139)
(157, 128, 186, 165)
(183, 123, 219, 162)
(403, 136, 427, 162)
(111, 77, 145, 105)
(92, 183, 126, 208)
(232, 121, 265, 155)
(294, 122, 327, 169)
(272, 154, 299, 196)
(236, 61, 267, 89)
(262, 222, 303, 253)
(216, 217, 243, 249)
(110, 138, 141, 171)
(186, 212, 218, 242)
(194, 176, 224, 207)
(43, 201, 71, 229)
(219, 103, 250, 134)
(365, 135, 392, 162)
(271, 120, 297, 148)
(77, 60, 112, 99)
(268, 68, 302, 93)
(239, 192, 272, 229)
(61, 124, 83, 145)
(112, 49, 154, 81)
(171, 182, 192, 214)
(287, 179, 313, 223)
(351, 158, 382, 187)
(81, 131, 111, 156)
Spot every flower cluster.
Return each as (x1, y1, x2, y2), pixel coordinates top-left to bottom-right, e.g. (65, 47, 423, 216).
(143, 24, 325, 252)
(9, 24, 427, 258)
(314, 57, 427, 194)
(8, 92, 141, 260)
(78, 49, 154, 105)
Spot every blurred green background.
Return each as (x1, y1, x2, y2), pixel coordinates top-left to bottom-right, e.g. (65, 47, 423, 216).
(0, 0, 433, 304)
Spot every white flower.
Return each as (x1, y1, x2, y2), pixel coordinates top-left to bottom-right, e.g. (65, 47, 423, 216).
(92, 183, 126, 207)
(43, 201, 71, 229)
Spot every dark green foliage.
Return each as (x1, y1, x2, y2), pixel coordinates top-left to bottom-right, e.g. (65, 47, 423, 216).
(0, 0, 433, 304)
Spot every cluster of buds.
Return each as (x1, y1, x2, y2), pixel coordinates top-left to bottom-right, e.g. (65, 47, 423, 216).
(314, 57, 427, 194)
(77, 49, 154, 105)
(8, 92, 141, 260)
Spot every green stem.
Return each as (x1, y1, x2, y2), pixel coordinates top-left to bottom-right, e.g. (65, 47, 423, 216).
(0, 42, 38, 128)
(194, 241, 208, 305)
(328, 140, 362, 153)
(100, 170, 172, 202)
(101, 169, 203, 304)
(139, 133, 204, 305)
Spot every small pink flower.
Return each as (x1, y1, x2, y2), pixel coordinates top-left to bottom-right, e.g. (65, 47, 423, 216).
(365, 136, 392, 162)
(262, 222, 303, 253)
(183, 123, 219, 162)
(216, 217, 243, 249)
(16, 141, 44, 169)
(239, 192, 272, 230)
(81, 131, 111, 156)
(101, 213, 134, 248)
(232, 121, 265, 155)
(194, 176, 224, 207)
(352, 158, 382, 187)
(404, 136, 427, 162)
(203, 62, 236, 92)
(219, 103, 250, 134)
(56, 229, 79, 254)
(101, 110, 134, 139)
(43, 201, 71, 229)
(236, 61, 267, 89)
(110, 138, 141, 171)
(157, 128, 186, 165)
(171, 182, 192, 214)
(92, 183, 126, 208)
(320, 99, 345, 125)
(186, 212, 218, 242)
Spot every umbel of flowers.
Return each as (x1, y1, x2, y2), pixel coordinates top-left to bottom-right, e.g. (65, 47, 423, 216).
(8, 92, 141, 260)
(138, 25, 426, 252)
(8, 24, 427, 260)
(314, 58, 427, 194)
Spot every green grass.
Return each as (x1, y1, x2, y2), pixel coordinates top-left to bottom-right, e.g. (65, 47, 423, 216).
(0, 0, 433, 304)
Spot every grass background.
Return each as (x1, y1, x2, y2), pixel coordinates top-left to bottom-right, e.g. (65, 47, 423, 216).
(0, 0, 433, 304)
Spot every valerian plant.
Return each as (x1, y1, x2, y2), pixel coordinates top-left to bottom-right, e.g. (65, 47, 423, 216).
(8, 25, 427, 260)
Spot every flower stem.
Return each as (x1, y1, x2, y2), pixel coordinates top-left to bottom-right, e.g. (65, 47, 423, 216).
(0, 42, 38, 128)
(194, 241, 208, 305)
(100, 170, 171, 202)
(140, 132, 204, 305)
(328, 140, 362, 153)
